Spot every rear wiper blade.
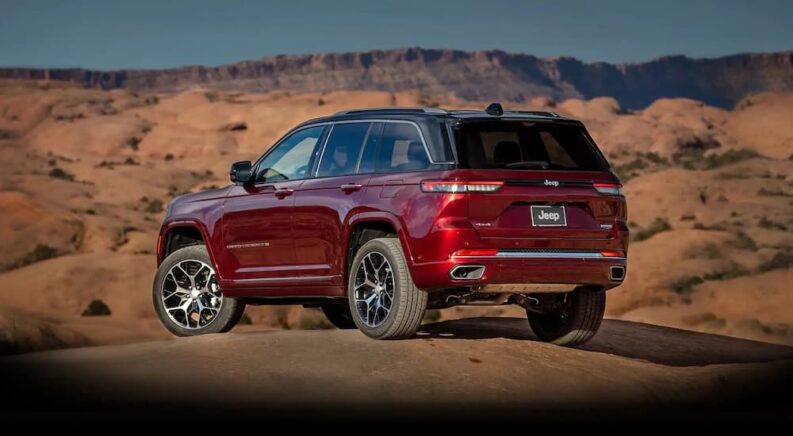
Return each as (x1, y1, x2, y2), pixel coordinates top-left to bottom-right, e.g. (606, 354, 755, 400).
(505, 160, 550, 169)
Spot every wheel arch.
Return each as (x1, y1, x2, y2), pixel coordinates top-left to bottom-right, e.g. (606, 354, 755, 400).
(157, 221, 217, 269)
(343, 213, 414, 291)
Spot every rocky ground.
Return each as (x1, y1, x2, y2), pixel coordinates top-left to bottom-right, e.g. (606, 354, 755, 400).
(2, 317, 792, 423)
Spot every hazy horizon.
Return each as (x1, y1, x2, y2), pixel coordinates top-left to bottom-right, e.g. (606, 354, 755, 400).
(1, 0, 791, 70)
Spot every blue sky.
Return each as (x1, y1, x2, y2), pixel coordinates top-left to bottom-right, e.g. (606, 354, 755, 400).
(1, 0, 791, 69)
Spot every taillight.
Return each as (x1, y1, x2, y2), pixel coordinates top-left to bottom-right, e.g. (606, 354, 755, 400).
(593, 183, 624, 196)
(421, 180, 503, 193)
(451, 248, 498, 257)
(600, 249, 624, 258)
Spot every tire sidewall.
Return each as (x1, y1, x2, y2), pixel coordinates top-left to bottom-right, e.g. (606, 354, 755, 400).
(347, 239, 407, 338)
(152, 245, 243, 336)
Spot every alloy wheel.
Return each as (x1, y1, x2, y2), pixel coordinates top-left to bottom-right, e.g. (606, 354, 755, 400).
(161, 260, 223, 329)
(353, 251, 394, 327)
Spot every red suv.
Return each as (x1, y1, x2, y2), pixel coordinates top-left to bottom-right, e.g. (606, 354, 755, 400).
(153, 103, 627, 346)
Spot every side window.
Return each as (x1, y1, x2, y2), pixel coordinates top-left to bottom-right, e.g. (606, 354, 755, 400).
(317, 122, 370, 178)
(357, 122, 383, 174)
(256, 126, 324, 183)
(376, 123, 430, 173)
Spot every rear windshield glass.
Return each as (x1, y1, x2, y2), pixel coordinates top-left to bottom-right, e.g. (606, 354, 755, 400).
(453, 121, 609, 171)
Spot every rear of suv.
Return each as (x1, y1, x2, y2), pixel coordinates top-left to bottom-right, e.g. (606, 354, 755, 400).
(153, 103, 627, 346)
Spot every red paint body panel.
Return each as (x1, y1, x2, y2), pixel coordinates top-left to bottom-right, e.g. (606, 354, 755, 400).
(157, 115, 629, 301)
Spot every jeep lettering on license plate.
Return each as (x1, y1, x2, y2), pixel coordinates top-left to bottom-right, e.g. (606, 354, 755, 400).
(530, 205, 567, 227)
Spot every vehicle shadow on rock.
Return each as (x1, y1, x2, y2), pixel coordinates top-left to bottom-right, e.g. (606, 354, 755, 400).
(417, 317, 793, 367)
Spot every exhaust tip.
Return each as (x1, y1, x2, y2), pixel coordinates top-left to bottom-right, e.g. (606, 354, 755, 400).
(449, 265, 486, 280)
(609, 266, 626, 281)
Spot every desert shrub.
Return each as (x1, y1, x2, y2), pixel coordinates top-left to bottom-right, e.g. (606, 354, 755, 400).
(48, 167, 75, 181)
(671, 276, 703, 297)
(204, 92, 219, 103)
(126, 137, 141, 151)
(728, 232, 757, 251)
(82, 299, 111, 316)
(684, 243, 722, 260)
(680, 214, 696, 221)
(756, 251, 793, 273)
(758, 216, 788, 231)
(3, 244, 58, 271)
(692, 222, 727, 231)
(0, 129, 15, 140)
(54, 113, 85, 122)
(638, 152, 668, 165)
(144, 96, 159, 105)
(238, 313, 253, 325)
(124, 157, 138, 165)
(422, 310, 442, 325)
(168, 186, 191, 197)
(142, 198, 164, 214)
(164, 153, 174, 161)
(758, 188, 793, 197)
(85, 209, 96, 215)
(631, 218, 671, 242)
(613, 158, 647, 181)
(317, 98, 325, 106)
(672, 148, 760, 170)
(141, 125, 152, 134)
(702, 261, 750, 281)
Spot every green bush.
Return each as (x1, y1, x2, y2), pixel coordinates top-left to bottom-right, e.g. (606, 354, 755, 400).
(631, 218, 671, 242)
(48, 167, 75, 181)
(82, 299, 111, 316)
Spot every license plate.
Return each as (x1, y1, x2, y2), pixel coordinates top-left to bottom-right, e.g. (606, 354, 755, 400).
(530, 205, 567, 227)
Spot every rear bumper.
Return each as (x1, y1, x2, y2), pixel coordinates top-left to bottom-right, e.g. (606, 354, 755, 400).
(409, 251, 627, 292)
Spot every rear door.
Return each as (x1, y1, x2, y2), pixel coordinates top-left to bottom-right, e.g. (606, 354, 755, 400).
(292, 122, 377, 288)
(452, 120, 624, 240)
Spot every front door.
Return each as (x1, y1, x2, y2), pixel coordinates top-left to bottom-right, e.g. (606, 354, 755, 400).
(220, 125, 326, 290)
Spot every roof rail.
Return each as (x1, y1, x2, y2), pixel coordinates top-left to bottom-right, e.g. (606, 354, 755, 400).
(334, 107, 448, 116)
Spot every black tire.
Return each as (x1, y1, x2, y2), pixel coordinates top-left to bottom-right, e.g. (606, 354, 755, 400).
(527, 287, 605, 347)
(321, 304, 357, 329)
(153, 245, 245, 336)
(347, 238, 427, 339)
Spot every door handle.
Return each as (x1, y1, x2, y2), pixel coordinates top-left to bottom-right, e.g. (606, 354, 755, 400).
(274, 188, 295, 199)
(340, 183, 363, 193)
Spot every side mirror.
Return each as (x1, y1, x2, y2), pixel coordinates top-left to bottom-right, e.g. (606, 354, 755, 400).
(230, 161, 252, 184)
